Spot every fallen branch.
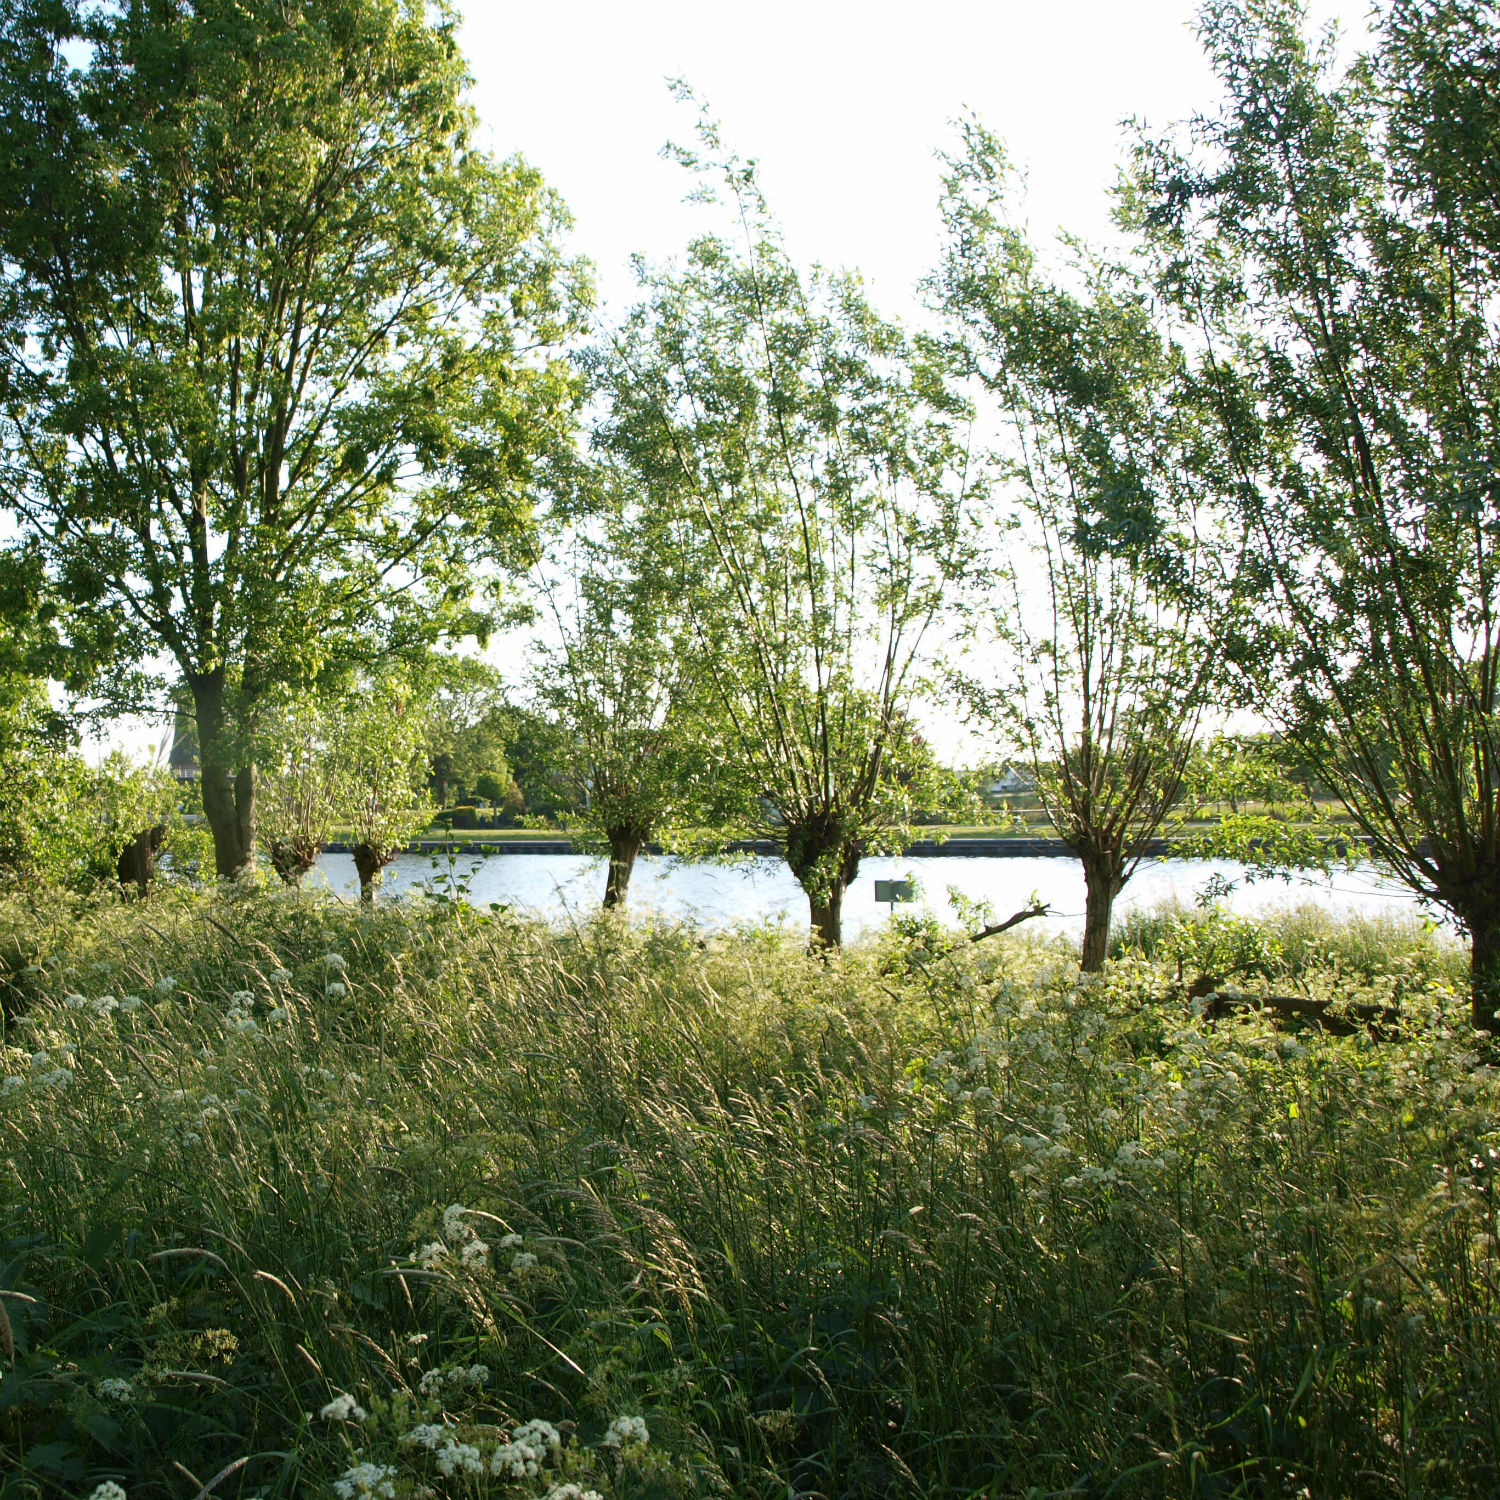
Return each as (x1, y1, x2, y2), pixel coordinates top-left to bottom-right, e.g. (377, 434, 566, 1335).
(1203, 989, 1401, 1036)
(970, 902, 1051, 943)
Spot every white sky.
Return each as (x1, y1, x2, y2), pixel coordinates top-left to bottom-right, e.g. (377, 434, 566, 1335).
(458, 0, 1369, 319)
(102, 0, 1370, 765)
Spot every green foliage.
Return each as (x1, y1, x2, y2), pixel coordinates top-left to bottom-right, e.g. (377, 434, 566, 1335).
(1129, 0, 1500, 1025)
(0, 0, 584, 873)
(0, 694, 184, 895)
(527, 496, 720, 905)
(595, 106, 972, 940)
(0, 894, 1494, 1497)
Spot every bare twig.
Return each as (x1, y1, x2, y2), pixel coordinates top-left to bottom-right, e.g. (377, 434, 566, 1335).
(970, 903, 1051, 943)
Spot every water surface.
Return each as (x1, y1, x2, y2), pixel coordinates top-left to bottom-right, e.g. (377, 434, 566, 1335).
(308, 850, 1430, 940)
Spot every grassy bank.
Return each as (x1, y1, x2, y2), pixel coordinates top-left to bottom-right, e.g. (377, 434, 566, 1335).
(0, 893, 1495, 1498)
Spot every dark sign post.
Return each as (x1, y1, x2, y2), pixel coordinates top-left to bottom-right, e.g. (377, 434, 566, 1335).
(874, 878, 916, 916)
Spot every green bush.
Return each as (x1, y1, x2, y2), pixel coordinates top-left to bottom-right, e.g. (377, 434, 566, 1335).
(1, 894, 1496, 1497)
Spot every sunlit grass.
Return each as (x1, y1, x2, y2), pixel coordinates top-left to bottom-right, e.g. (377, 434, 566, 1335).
(1, 890, 1495, 1498)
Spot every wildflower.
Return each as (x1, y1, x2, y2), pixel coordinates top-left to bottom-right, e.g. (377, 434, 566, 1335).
(88, 1485, 128, 1500)
(401, 1423, 448, 1449)
(497, 1233, 523, 1250)
(324, 954, 347, 971)
(91, 995, 118, 1015)
(96, 1376, 134, 1403)
(460, 1239, 489, 1269)
(510, 1251, 538, 1272)
(602, 1414, 649, 1449)
(155, 977, 176, 994)
(416, 1241, 448, 1267)
(435, 1439, 483, 1477)
(331, 1464, 396, 1500)
(64, 992, 87, 1009)
(118, 995, 143, 1012)
(441, 1204, 474, 1240)
(320, 1392, 368, 1422)
(266, 1007, 289, 1024)
(326, 981, 347, 998)
(490, 1418, 560, 1479)
(544, 1489, 603, 1500)
(28, 1051, 50, 1069)
(224, 1009, 258, 1033)
(269, 967, 292, 986)
(39, 1067, 73, 1089)
(229, 990, 254, 1007)
(1, 1075, 22, 1093)
(407, 1331, 429, 1345)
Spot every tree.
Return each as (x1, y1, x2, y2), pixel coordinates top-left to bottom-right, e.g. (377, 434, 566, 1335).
(1130, 0, 1500, 1028)
(530, 499, 710, 909)
(0, 0, 582, 879)
(930, 123, 1229, 971)
(255, 697, 344, 886)
(595, 114, 969, 945)
(337, 676, 433, 902)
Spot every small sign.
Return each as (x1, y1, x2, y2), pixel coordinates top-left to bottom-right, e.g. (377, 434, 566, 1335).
(874, 879, 915, 905)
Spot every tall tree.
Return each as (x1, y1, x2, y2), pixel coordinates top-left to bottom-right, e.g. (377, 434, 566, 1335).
(1131, 0, 1500, 1028)
(931, 124, 1230, 972)
(595, 119, 969, 946)
(0, 0, 582, 878)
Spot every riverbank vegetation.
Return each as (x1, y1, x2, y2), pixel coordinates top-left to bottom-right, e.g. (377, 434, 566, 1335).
(2, 891, 1494, 1499)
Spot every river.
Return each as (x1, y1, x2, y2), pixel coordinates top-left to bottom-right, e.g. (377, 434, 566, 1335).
(307, 850, 1432, 940)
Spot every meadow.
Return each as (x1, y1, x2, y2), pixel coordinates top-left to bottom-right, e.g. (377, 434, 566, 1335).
(1, 891, 1496, 1499)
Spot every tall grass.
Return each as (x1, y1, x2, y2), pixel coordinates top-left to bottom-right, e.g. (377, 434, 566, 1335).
(1, 890, 1496, 1498)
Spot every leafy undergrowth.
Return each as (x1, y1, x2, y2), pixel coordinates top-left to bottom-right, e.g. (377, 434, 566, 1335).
(0, 890, 1496, 1499)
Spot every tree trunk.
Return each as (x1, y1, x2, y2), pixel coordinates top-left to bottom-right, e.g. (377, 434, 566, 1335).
(116, 825, 166, 897)
(1469, 909, 1500, 1034)
(352, 842, 386, 904)
(785, 821, 863, 950)
(1079, 853, 1123, 974)
(808, 880, 848, 949)
(193, 676, 255, 879)
(602, 830, 644, 910)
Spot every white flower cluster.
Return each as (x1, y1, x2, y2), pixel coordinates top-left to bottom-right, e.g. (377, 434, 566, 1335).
(544, 1487, 602, 1500)
(332, 1463, 396, 1500)
(510, 1250, 538, 1272)
(400, 1421, 484, 1475)
(269, 967, 292, 987)
(223, 994, 258, 1033)
(460, 1239, 489, 1269)
(601, 1413, 649, 1449)
(88, 1484, 127, 1500)
(416, 1241, 448, 1267)
(320, 1393, 367, 1422)
(324, 953, 347, 970)
(155, 976, 176, 994)
(417, 1363, 489, 1399)
(490, 1418, 560, 1479)
(27, 1050, 73, 1090)
(96, 1377, 134, 1404)
(119, 994, 143, 1012)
